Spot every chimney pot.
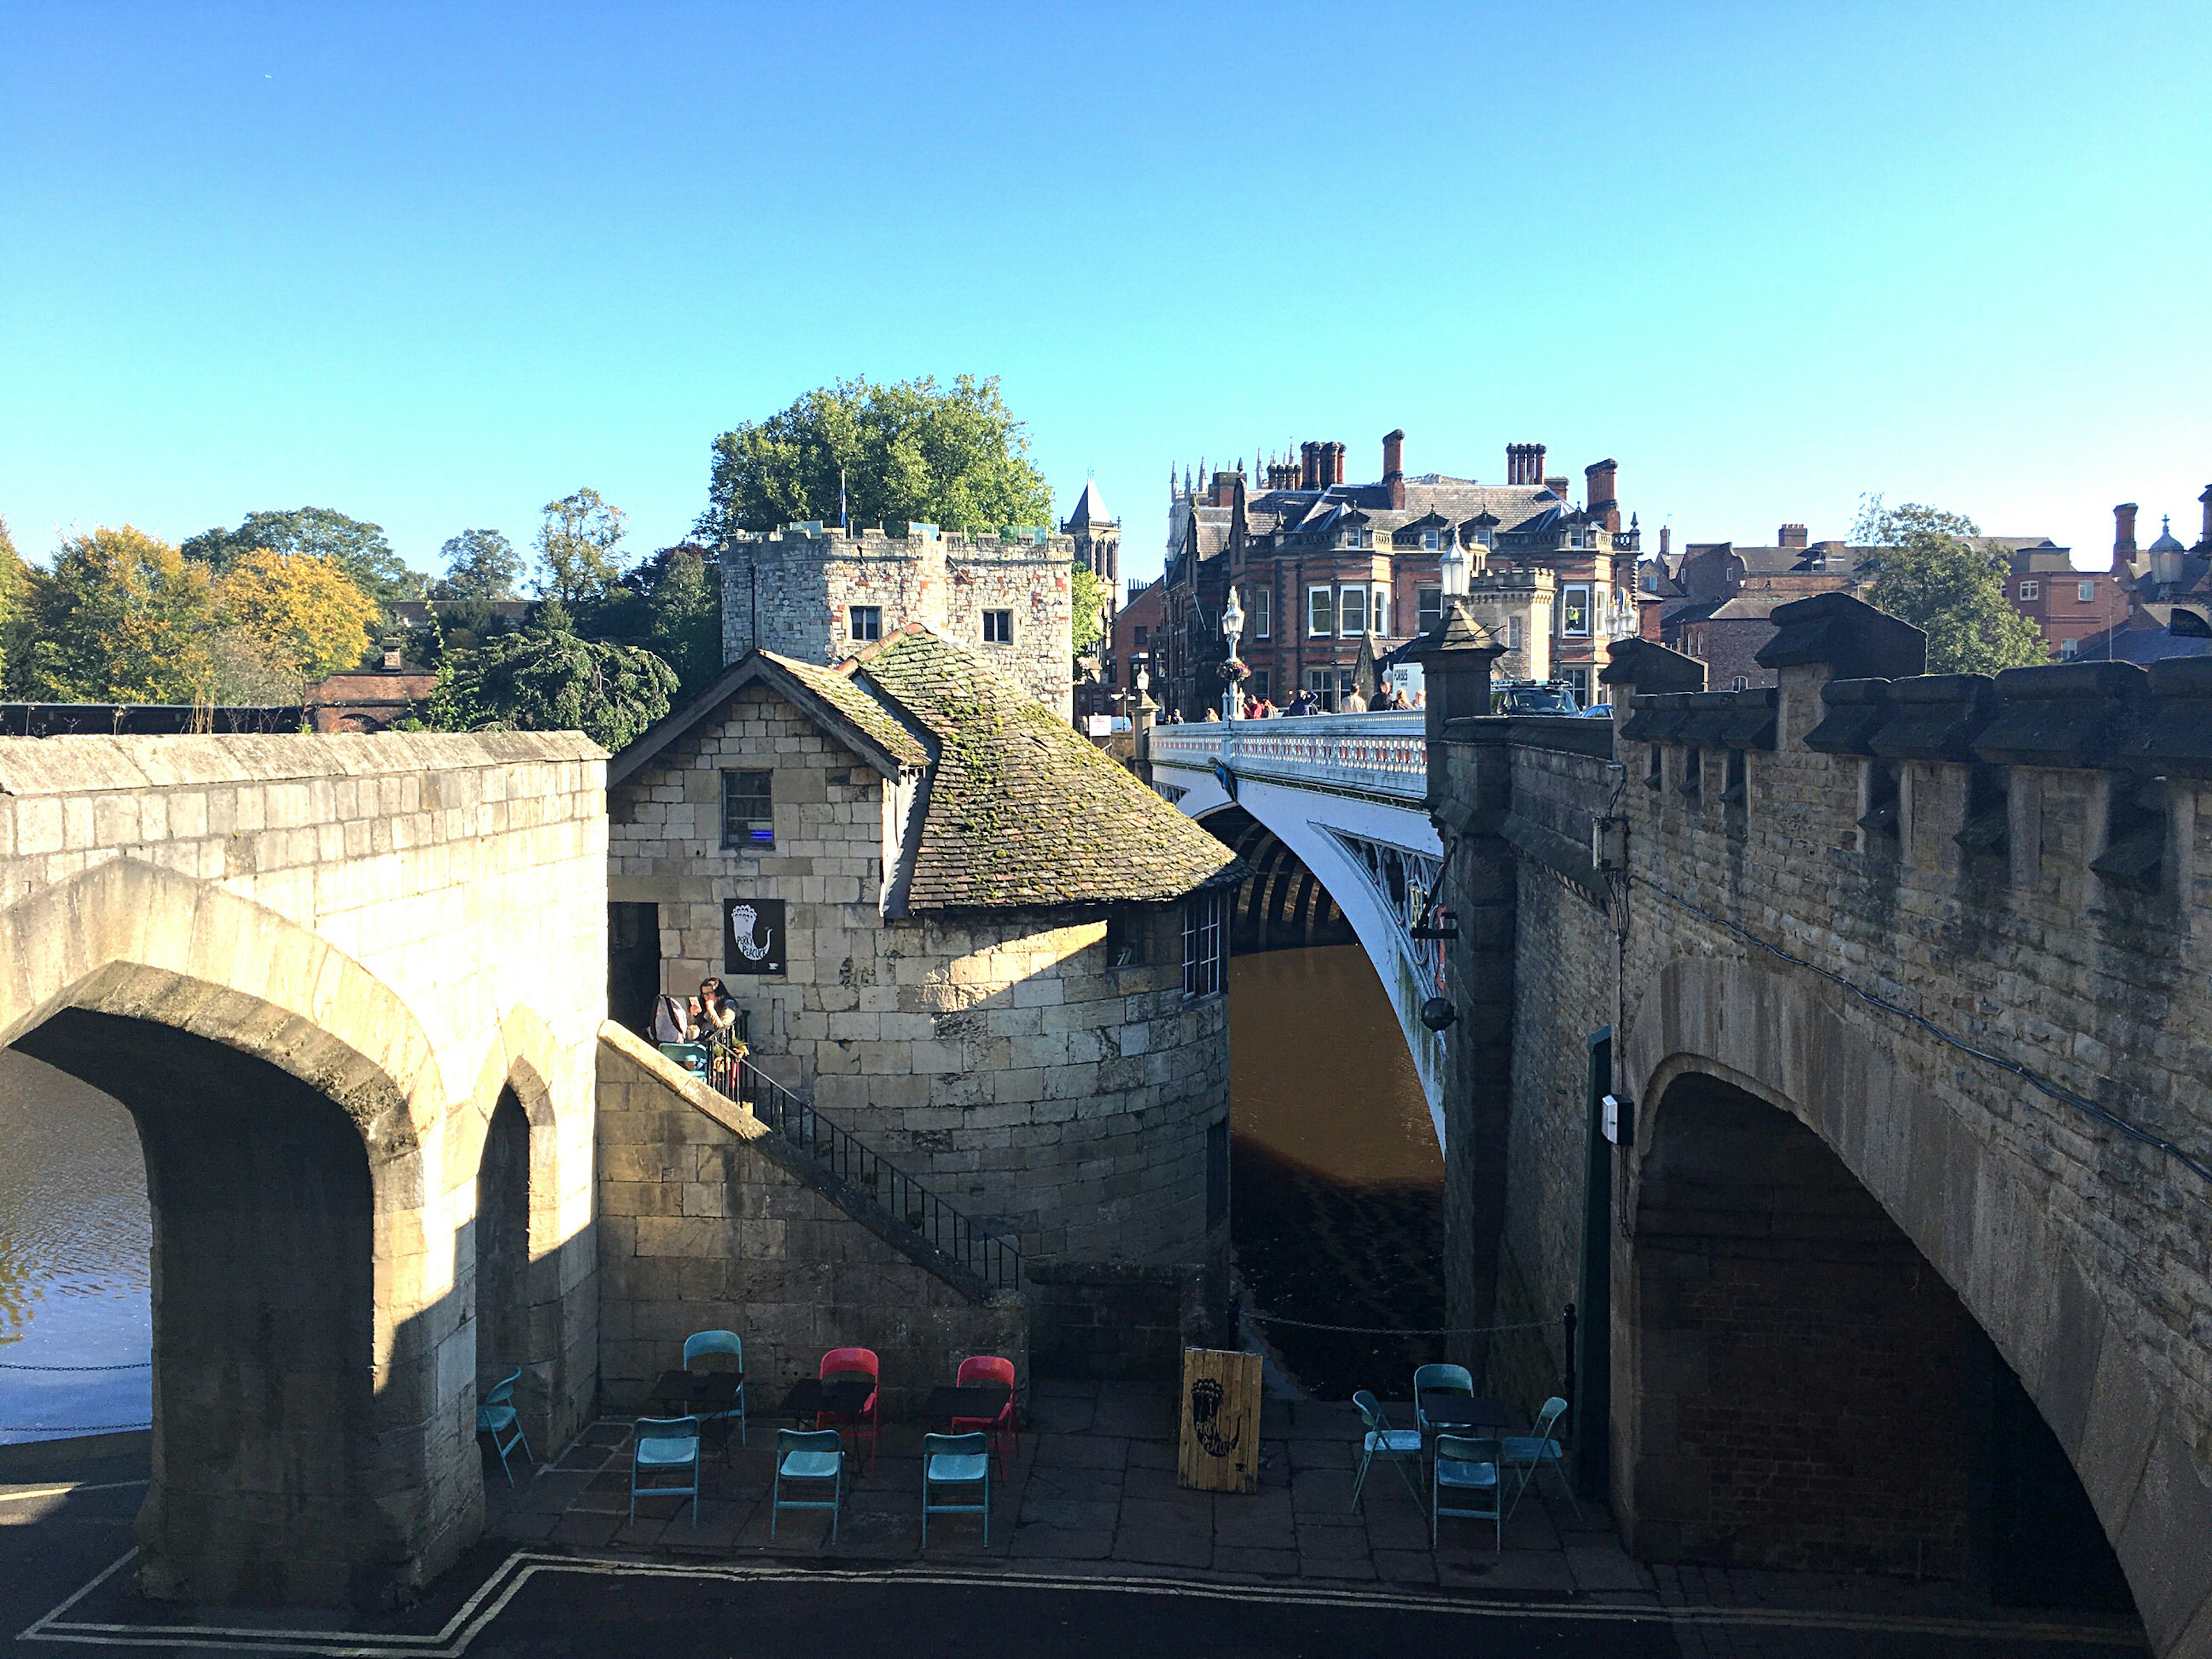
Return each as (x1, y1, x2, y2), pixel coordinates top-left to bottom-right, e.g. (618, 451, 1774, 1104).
(2199, 484, 2211, 548)
(2114, 501, 2139, 558)
(1382, 429, 1406, 509)
(1584, 458, 1620, 532)
(1660, 524, 1672, 558)
(1778, 522, 1809, 550)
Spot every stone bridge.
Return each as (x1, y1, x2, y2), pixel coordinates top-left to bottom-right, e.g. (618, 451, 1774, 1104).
(0, 733, 608, 1606)
(1424, 601, 2212, 1656)
(1147, 713, 1450, 1145)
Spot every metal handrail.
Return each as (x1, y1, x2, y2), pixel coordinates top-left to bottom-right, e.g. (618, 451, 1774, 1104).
(707, 1050, 1022, 1294)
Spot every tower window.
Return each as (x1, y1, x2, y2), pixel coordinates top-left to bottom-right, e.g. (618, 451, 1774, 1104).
(721, 770, 774, 849)
(848, 605, 881, 641)
(982, 609, 1013, 643)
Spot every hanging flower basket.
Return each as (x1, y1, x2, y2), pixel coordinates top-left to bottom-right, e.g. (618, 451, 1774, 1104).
(1219, 657, 1252, 683)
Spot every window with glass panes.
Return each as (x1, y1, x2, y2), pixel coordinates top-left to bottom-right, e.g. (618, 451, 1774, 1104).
(849, 605, 882, 641)
(1339, 585, 1368, 636)
(1182, 888, 1226, 998)
(1418, 588, 1442, 632)
(1249, 585, 1270, 639)
(721, 770, 774, 849)
(1307, 586, 1334, 636)
(982, 609, 1013, 643)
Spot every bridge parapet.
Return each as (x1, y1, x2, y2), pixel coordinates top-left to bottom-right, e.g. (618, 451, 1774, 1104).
(1150, 712, 1427, 801)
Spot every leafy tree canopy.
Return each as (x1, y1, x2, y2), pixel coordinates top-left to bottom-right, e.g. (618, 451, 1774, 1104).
(588, 542, 723, 698)
(1071, 563, 1108, 657)
(24, 526, 215, 702)
(453, 599, 676, 750)
(1850, 496, 2049, 676)
(181, 507, 424, 608)
(0, 517, 29, 695)
(432, 528, 522, 600)
(698, 374, 1055, 541)
(536, 488, 627, 604)
(214, 548, 380, 681)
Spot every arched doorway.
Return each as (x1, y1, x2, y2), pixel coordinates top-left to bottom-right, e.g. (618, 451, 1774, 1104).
(1626, 1071, 2134, 1612)
(11, 1010, 382, 1606)
(472, 1089, 534, 1447)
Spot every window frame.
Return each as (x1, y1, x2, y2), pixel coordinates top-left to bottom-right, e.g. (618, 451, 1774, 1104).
(982, 608, 1014, 645)
(1339, 584, 1368, 638)
(720, 769, 775, 851)
(1182, 888, 1228, 999)
(1561, 584, 1592, 637)
(1417, 587, 1443, 632)
(1250, 585, 1271, 641)
(1422, 528, 1441, 552)
(848, 604, 882, 642)
(2078, 580, 2097, 603)
(1372, 584, 1392, 635)
(1306, 585, 1334, 637)
(2017, 580, 2040, 602)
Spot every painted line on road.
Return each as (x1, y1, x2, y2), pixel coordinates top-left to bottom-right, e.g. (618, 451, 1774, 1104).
(18, 1548, 2149, 1655)
(0, 1480, 148, 1506)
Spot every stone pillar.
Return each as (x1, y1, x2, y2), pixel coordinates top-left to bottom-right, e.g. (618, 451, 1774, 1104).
(1131, 685, 1157, 787)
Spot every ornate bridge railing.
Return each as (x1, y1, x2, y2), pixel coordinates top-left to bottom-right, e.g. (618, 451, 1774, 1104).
(713, 1051, 1023, 1296)
(1149, 712, 1428, 801)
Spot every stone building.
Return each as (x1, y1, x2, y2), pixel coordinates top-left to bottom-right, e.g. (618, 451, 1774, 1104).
(1062, 478, 1122, 604)
(718, 522, 1077, 719)
(1418, 600, 2210, 1646)
(1157, 433, 1638, 716)
(606, 625, 1239, 1286)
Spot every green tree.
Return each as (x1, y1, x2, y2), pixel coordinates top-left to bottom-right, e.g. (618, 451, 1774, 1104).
(697, 374, 1055, 540)
(0, 517, 30, 695)
(536, 488, 627, 604)
(1851, 497, 2049, 675)
(24, 526, 216, 701)
(454, 599, 676, 749)
(624, 543, 722, 697)
(214, 548, 380, 680)
(182, 507, 424, 608)
(1070, 563, 1108, 657)
(432, 528, 522, 600)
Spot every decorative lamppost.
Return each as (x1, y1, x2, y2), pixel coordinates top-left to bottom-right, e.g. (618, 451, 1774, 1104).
(1439, 535, 1470, 601)
(1219, 586, 1247, 721)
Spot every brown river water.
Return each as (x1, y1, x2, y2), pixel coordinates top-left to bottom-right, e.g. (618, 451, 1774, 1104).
(1228, 945, 1446, 1399)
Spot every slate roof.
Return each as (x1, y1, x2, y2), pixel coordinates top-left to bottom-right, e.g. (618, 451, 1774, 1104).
(1063, 479, 1115, 531)
(607, 651, 930, 787)
(850, 628, 1240, 912)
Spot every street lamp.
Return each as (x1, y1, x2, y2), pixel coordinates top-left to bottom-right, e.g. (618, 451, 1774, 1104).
(1439, 536, 1469, 600)
(1221, 586, 1246, 721)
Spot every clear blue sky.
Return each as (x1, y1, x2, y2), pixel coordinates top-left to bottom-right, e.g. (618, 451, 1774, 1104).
(5, 2, 2207, 585)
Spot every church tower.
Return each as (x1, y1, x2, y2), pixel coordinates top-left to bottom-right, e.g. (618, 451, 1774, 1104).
(1062, 478, 1122, 619)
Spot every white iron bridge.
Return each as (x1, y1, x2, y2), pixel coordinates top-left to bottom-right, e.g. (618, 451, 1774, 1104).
(1146, 713, 1449, 1150)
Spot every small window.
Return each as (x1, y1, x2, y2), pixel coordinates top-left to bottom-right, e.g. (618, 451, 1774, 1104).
(1307, 586, 1334, 637)
(1560, 667, 1590, 704)
(1252, 668, 1271, 700)
(1104, 907, 1147, 968)
(1417, 587, 1442, 632)
(1373, 585, 1391, 634)
(2078, 581, 2097, 603)
(1182, 889, 1227, 999)
(982, 609, 1013, 644)
(849, 604, 881, 641)
(1507, 616, 1522, 651)
(721, 770, 774, 849)
(1339, 585, 1368, 637)
(1422, 529, 1440, 552)
(1250, 586, 1271, 641)
(1133, 625, 1149, 647)
(2017, 581, 2040, 601)
(2060, 637, 2080, 659)
(1731, 675, 1750, 691)
(1562, 585, 1592, 637)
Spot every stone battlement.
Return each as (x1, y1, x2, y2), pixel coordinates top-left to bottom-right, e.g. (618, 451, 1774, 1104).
(730, 522, 1075, 560)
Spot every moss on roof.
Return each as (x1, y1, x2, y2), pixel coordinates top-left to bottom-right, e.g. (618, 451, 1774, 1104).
(762, 650, 931, 769)
(852, 627, 1239, 911)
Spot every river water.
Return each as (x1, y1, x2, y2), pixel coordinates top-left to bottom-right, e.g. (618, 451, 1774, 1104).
(0, 1050, 152, 1444)
(1228, 945, 1445, 1399)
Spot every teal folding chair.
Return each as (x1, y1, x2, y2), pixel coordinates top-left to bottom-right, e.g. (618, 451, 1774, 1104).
(1431, 1433, 1503, 1549)
(921, 1432, 991, 1546)
(1350, 1389, 1424, 1510)
(1501, 1396, 1579, 1520)
(658, 1042, 711, 1078)
(1412, 1362, 1474, 1438)
(629, 1415, 701, 1528)
(773, 1429, 844, 1543)
(683, 1329, 747, 1446)
(476, 1368, 532, 1485)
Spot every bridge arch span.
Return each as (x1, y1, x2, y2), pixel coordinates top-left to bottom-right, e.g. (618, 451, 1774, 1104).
(1621, 952, 2192, 1645)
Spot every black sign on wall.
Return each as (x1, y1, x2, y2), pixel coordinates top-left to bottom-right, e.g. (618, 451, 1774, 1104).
(724, 897, 787, 976)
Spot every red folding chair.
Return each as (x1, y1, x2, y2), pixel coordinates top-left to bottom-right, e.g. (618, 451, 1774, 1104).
(816, 1346, 880, 1468)
(950, 1354, 1018, 1474)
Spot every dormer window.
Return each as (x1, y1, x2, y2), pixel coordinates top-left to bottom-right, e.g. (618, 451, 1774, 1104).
(1422, 529, 1440, 552)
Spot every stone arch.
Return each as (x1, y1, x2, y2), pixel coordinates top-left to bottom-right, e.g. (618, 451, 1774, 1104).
(0, 858, 467, 1607)
(1622, 952, 2206, 1653)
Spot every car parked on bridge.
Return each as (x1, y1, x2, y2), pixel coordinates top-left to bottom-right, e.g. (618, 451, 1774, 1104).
(1492, 681, 1582, 717)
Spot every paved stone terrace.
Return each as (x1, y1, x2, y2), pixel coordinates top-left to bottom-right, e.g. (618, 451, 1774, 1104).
(483, 1378, 2147, 1654)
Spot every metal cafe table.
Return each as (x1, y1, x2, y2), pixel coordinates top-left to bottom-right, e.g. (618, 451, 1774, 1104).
(643, 1368, 744, 1453)
(775, 1373, 877, 1422)
(916, 1382, 1013, 1426)
(1412, 1395, 1525, 1435)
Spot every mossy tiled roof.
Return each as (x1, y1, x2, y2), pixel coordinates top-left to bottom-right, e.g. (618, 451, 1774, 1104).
(763, 651, 931, 768)
(851, 627, 1239, 912)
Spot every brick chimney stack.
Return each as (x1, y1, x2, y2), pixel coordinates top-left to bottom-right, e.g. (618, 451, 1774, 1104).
(1382, 429, 1406, 509)
(1300, 442, 1319, 491)
(1327, 442, 1346, 486)
(1505, 442, 1547, 486)
(1778, 523, 1809, 550)
(2114, 502, 2139, 559)
(1585, 459, 1620, 532)
(2199, 484, 2211, 548)
(1659, 524, 1672, 559)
